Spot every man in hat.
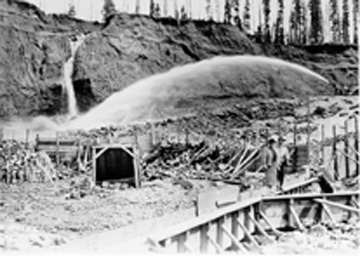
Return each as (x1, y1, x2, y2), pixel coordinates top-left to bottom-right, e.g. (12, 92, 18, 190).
(277, 136, 290, 191)
(264, 137, 278, 191)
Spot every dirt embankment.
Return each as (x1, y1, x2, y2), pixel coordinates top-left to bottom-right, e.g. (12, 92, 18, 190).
(0, 0, 358, 120)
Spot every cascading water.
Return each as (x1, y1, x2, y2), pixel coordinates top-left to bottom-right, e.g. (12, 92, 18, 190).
(63, 35, 86, 118)
(65, 55, 329, 130)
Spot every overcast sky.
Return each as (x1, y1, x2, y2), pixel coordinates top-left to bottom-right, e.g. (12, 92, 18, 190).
(25, 0, 355, 43)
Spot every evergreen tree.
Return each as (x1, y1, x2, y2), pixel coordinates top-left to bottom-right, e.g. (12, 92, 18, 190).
(224, 0, 232, 24)
(174, 0, 180, 25)
(180, 5, 187, 20)
(232, 0, 242, 29)
(243, 0, 251, 32)
(67, 3, 76, 18)
(263, 0, 271, 42)
(102, 0, 117, 21)
(149, 0, 155, 17)
(342, 0, 350, 43)
(274, 0, 284, 44)
(206, 0, 213, 21)
(163, 0, 168, 17)
(309, 0, 323, 44)
(154, 3, 161, 18)
(353, 0, 359, 43)
(329, 0, 341, 43)
(135, 0, 140, 14)
(289, 0, 302, 43)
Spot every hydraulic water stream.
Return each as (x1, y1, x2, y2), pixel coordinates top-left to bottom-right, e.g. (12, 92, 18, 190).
(63, 34, 86, 118)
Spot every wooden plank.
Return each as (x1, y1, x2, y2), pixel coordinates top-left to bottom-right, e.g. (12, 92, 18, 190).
(259, 211, 281, 236)
(351, 197, 359, 208)
(248, 214, 273, 242)
(344, 120, 350, 178)
(263, 191, 359, 201)
(55, 132, 60, 166)
(332, 126, 339, 180)
(216, 216, 225, 248)
(293, 122, 297, 171)
(289, 199, 305, 231)
(236, 219, 261, 249)
(321, 203, 336, 224)
(133, 146, 140, 189)
(231, 211, 239, 249)
(221, 225, 247, 252)
(306, 98, 311, 166)
(207, 234, 224, 253)
(354, 116, 359, 175)
(94, 146, 109, 160)
(314, 199, 360, 214)
(177, 232, 190, 253)
(321, 124, 325, 164)
(200, 224, 209, 253)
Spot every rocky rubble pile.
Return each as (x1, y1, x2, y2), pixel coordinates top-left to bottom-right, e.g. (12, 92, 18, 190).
(0, 221, 68, 251)
(260, 220, 360, 254)
(0, 140, 57, 183)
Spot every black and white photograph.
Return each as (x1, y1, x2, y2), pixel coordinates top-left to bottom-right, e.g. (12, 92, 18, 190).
(0, 0, 359, 254)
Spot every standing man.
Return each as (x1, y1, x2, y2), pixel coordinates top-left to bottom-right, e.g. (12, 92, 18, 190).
(264, 137, 278, 191)
(277, 136, 290, 191)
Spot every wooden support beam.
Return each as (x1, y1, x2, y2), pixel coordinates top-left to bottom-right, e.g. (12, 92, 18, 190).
(321, 203, 336, 224)
(314, 199, 360, 214)
(306, 98, 311, 166)
(354, 116, 359, 175)
(293, 122, 297, 171)
(248, 214, 273, 242)
(321, 124, 325, 164)
(220, 225, 247, 252)
(236, 219, 261, 249)
(55, 132, 60, 167)
(351, 197, 359, 208)
(207, 234, 224, 253)
(94, 146, 109, 160)
(289, 199, 305, 231)
(332, 125, 339, 180)
(231, 211, 239, 249)
(200, 223, 209, 253)
(259, 211, 281, 236)
(344, 120, 350, 178)
(216, 216, 224, 248)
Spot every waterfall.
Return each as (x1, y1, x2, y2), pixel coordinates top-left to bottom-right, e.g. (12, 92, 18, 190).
(63, 35, 85, 118)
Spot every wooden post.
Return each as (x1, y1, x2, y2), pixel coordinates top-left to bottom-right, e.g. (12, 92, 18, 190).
(344, 120, 350, 178)
(231, 211, 239, 249)
(306, 98, 311, 166)
(92, 147, 96, 186)
(293, 122, 297, 171)
(332, 126, 338, 180)
(55, 132, 60, 167)
(133, 145, 141, 188)
(177, 120, 181, 144)
(25, 129, 30, 150)
(151, 122, 156, 146)
(354, 116, 359, 176)
(321, 124, 325, 165)
(200, 223, 209, 253)
(216, 216, 224, 249)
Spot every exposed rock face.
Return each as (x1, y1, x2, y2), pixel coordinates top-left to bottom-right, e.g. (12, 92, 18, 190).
(0, 0, 358, 120)
(0, 0, 99, 120)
